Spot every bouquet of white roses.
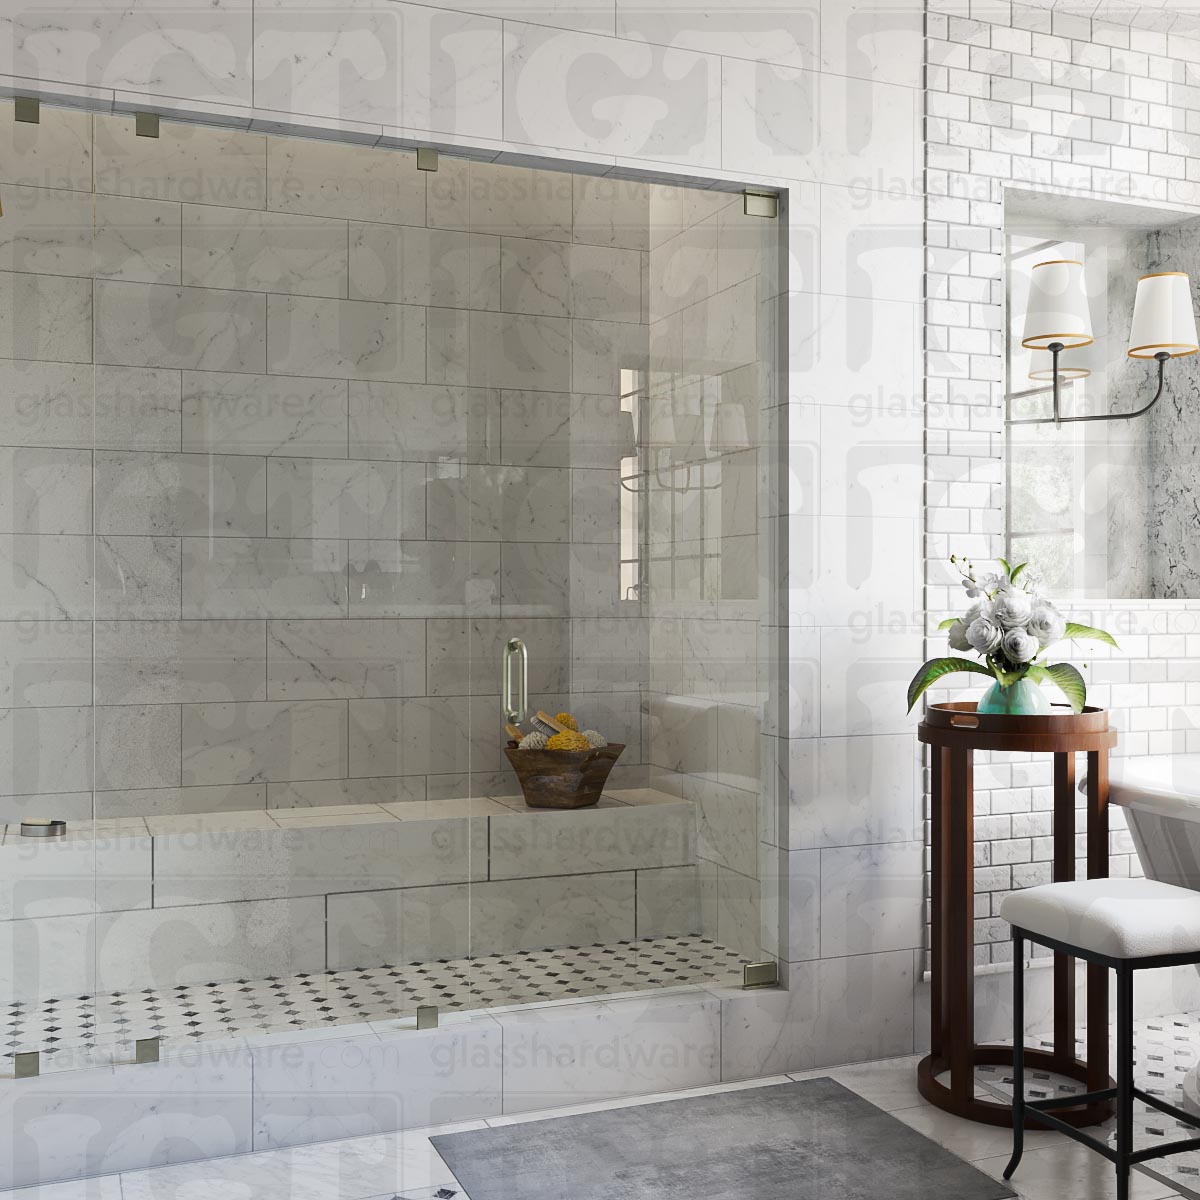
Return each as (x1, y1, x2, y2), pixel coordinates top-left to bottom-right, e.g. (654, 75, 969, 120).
(907, 556, 1118, 713)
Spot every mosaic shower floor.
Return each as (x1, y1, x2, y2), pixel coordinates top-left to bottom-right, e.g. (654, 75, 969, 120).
(974, 1012, 1200, 1196)
(1, 935, 744, 1074)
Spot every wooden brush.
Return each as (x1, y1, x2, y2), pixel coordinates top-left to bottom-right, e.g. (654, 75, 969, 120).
(505, 722, 524, 742)
(532, 710, 568, 736)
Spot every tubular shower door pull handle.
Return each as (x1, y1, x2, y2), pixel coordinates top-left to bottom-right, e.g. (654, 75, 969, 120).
(503, 638, 528, 725)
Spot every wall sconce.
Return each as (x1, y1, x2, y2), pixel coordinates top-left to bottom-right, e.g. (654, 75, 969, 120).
(1010, 262, 1199, 426)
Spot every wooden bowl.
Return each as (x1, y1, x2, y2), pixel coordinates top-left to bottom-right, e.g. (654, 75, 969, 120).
(503, 743, 625, 809)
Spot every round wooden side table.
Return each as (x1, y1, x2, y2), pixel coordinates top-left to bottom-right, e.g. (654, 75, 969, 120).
(917, 702, 1118, 1127)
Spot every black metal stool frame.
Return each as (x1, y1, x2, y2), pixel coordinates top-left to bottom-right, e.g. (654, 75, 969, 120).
(1006, 926, 1200, 1200)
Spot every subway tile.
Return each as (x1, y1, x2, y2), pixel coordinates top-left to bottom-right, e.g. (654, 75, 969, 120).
(267, 618, 426, 700)
(0, 270, 92, 363)
(266, 294, 425, 383)
(94, 450, 266, 537)
(267, 136, 425, 225)
(0, 447, 92, 534)
(181, 698, 348, 785)
(182, 536, 348, 618)
(183, 205, 348, 296)
(183, 371, 348, 458)
(266, 457, 425, 539)
(349, 381, 498, 464)
(0, 99, 92, 191)
(95, 703, 182, 790)
(94, 114, 265, 208)
(95, 619, 266, 705)
(349, 223, 500, 309)
(95, 280, 267, 372)
(349, 539, 501, 617)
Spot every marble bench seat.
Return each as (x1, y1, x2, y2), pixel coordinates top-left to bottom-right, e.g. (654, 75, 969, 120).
(0, 789, 700, 1002)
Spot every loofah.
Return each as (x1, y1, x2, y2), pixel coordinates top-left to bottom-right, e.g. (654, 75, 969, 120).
(546, 730, 591, 752)
(518, 731, 549, 750)
(554, 711, 579, 732)
(581, 729, 607, 749)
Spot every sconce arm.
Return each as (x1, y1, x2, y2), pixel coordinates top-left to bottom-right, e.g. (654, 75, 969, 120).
(1007, 350, 1170, 426)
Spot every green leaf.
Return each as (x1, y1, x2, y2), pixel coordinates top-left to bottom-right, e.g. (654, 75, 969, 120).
(1042, 662, 1087, 713)
(907, 656, 993, 712)
(997, 557, 1011, 575)
(1010, 561, 1029, 583)
(1063, 622, 1119, 649)
(937, 617, 959, 631)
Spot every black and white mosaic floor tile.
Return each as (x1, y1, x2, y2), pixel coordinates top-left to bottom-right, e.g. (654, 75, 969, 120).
(975, 1012, 1200, 1197)
(1, 935, 743, 1069)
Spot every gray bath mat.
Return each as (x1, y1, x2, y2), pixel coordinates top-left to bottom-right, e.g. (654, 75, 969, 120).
(431, 1077, 1015, 1200)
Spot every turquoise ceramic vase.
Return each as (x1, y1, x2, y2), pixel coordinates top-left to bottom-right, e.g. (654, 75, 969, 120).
(977, 677, 1051, 716)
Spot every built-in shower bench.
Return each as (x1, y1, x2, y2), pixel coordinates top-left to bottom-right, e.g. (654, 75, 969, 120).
(0, 789, 700, 1003)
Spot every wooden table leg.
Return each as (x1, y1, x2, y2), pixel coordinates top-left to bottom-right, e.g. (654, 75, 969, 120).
(948, 746, 974, 1103)
(930, 746, 945, 1059)
(1052, 751, 1076, 1072)
(1086, 749, 1110, 1094)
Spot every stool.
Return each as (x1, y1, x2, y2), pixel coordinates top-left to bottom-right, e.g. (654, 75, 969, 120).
(1000, 878, 1200, 1200)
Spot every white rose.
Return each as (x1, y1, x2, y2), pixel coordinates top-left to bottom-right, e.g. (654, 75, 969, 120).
(967, 616, 1002, 655)
(964, 599, 993, 627)
(1026, 604, 1066, 647)
(948, 620, 971, 652)
(1002, 627, 1040, 664)
(992, 589, 1033, 629)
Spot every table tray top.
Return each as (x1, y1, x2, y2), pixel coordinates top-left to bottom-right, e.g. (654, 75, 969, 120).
(919, 702, 1117, 752)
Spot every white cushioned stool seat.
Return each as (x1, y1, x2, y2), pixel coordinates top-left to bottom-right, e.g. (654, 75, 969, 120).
(1000, 878, 1200, 960)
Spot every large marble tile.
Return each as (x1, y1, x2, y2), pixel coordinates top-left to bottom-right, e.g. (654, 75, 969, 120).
(0, 829, 151, 921)
(496, 992, 720, 1113)
(349, 539, 501, 617)
(0, 99, 92, 191)
(95, 365, 184, 452)
(820, 183, 922, 305)
(266, 457, 424, 539)
(616, 0, 817, 68)
(426, 463, 569, 542)
(182, 372, 348, 458)
(250, 1016, 502, 1149)
(418, 0, 614, 35)
(500, 236, 571, 317)
(96, 535, 182, 620)
(428, 159, 572, 240)
(267, 618, 425, 700)
(349, 381, 498, 464)
(697, 859, 760, 959)
(182, 537, 348, 618)
(719, 952, 915, 1079)
(570, 242, 644, 323)
(0, 1047, 253, 1188)
(95, 783, 267, 819)
(348, 696, 491, 778)
(181, 698, 348, 785)
(0, 705, 93, 796)
(95, 281, 266, 373)
(267, 775, 425, 809)
(0, 447, 91, 535)
(0, 185, 92, 277)
(93, 194, 183, 284)
(0, 790, 95, 826)
(818, 625, 922, 738)
(0, 270, 92, 364)
(689, 776, 758, 878)
(153, 812, 486, 905)
(94, 115, 265, 209)
(0, 620, 91, 708)
(721, 60, 918, 193)
(0, 361, 94, 449)
(820, 0, 923, 88)
(267, 137, 425, 225)
(426, 615, 568, 696)
(0, 910, 94, 1004)
(489, 797, 693, 879)
(819, 840, 924, 957)
(572, 175, 649, 251)
(785, 733, 919, 850)
(94, 619, 266, 705)
(571, 318, 649, 394)
(760, 845, 820, 963)
(816, 396, 922, 519)
(7, 0, 253, 107)
(503, 24, 721, 168)
(94, 450, 266, 537)
(182, 206, 347, 297)
(95, 703, 181, 790)
(349, 222, 500, 309)
(635, 864, 701, 938)
(461, 311, 571, 392)
(266, 294, 425, 383)
(95, 896, 325, 992)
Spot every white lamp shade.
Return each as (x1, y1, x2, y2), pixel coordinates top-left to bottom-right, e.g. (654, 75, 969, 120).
(709, 402, 751, 453)
(1127, 271, 1199, 359)
(1021, 259, 1094, 350)
(1028, 345, 1094, 382)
